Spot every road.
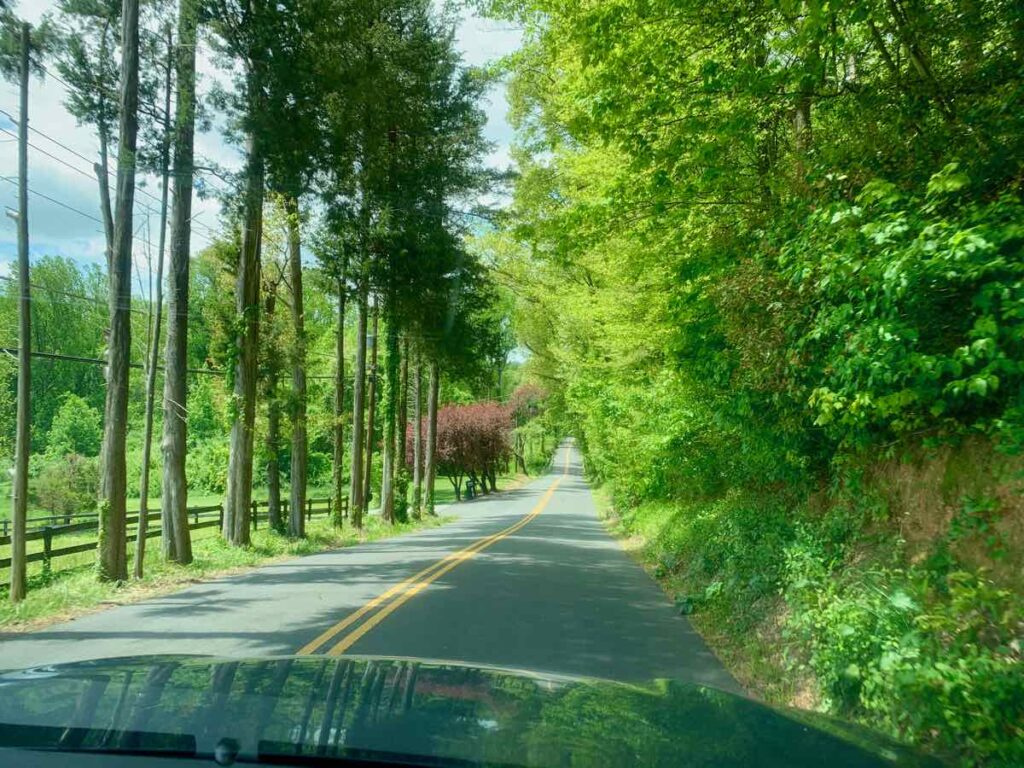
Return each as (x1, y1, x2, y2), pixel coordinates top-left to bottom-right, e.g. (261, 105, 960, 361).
(0, 441, 739, 692)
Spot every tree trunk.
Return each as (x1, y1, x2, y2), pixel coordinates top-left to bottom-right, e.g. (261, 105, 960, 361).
(349, 285, 368, 527)
(286, 195, 307, 538)
(394, 336, 409, 523)
(424, 359, 439, 516)
(223, 128, 263, 547)
(264, 288, 282, 532)
(160, 0, 198, 565)
(411, 355, 422, 519)
(362, 303, 379, 510)
(9, 23, 30, 603)
(380, 315, 397, 523)
(135, 29, 174, 580)
(95, 124, 114, 272)
(266, 383, 282, 531)
(332, 277, 346, 527)
(98, 0, 140, 583)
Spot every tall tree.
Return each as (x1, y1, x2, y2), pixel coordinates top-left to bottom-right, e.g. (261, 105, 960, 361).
(160, 0, 198, 565)
(8, 21, 30, 602)
(50, 0, 120, 265)
(411, 354, 422, 517)
(362, 301, 379, 509)
(260, 257, 287, 533)
(349, 282, 368, 527)
(332, 273, 347, 527)
(222, 127, 264, 546)
(135, 24, 174, 579)
(380, 318, 398, 522)
(97, 0, 139, 582)
(423, 359, 438, 515)
(285, 196, 307, 537)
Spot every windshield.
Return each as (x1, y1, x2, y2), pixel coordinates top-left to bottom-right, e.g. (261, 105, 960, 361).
(0, 1, 1021, 767)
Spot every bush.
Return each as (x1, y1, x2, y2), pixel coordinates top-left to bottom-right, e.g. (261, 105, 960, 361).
(46, 394, 102, 457)
(185, 438, 230, 495)
(32, 454, 99, 521)
(783, 538, 1024, 766)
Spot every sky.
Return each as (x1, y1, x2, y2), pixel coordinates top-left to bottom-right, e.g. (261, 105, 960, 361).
(0, 1, 522, 284)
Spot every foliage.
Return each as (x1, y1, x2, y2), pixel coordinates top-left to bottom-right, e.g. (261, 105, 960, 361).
(185, 438, 231, 496)
(45, 394, 102, 458)
(408, 401, 512, 498)
(484, 0, 1024, 762)
(784, 537, 1024, 766)
(32, 454, 99, 520)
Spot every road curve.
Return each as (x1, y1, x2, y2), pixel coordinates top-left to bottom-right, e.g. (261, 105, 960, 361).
(0, 441, 739, 693)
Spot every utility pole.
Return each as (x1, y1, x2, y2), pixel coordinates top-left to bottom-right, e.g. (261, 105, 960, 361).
(10, 22, 31, 603)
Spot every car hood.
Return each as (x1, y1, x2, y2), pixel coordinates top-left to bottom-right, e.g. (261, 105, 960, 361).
(0, 655, 938, 767)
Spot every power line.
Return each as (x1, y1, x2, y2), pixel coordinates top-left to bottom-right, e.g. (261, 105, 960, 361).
(0, 273, 144, 315)
(0, 107, 221, 245)
(0, 273, 211, 324)
(0, 347, 224, 377)
(0, 174, 103, 225)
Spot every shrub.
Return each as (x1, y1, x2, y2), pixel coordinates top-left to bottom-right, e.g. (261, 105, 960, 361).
(33, 454, 99, 521)
(46, 394, 102, 457)
(185, 438, 230, 495)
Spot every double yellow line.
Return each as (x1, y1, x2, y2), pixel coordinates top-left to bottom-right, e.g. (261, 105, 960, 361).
(297, 445, 573, 657)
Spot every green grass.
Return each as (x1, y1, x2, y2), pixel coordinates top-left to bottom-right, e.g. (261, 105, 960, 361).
(0, 512, 451, 630)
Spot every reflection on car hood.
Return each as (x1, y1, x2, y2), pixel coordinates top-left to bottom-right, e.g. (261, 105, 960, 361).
(0, 655, 938, 766)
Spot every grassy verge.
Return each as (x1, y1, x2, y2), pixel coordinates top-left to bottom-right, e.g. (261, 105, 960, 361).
(592, 486, 798, 705)
(0, 513, 450, 632)
(593, 483, 1024, 767)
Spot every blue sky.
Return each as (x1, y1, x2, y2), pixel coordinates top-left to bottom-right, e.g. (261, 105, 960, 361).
(0, 1, 521, 281)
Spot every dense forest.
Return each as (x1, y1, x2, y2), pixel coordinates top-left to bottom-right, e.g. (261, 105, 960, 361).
(483, 0, 1023, 765)
(0, 0, 559, 603)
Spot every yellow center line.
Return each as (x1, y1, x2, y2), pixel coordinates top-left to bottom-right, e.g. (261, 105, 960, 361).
(298, 443, 574, 657)
(296, 514, 536, 655)
(325, 479, 562, 656)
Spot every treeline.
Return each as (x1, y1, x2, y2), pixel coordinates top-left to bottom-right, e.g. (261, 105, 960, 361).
(485, 0, 1023, 764)
(1, 0, 521, 600)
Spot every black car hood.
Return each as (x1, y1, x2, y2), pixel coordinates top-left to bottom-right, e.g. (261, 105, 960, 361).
(0, 655, 937, 767)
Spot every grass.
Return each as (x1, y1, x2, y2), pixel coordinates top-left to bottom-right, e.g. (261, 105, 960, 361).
(591, 485, 798, 705)
(0, 512, 450, 631)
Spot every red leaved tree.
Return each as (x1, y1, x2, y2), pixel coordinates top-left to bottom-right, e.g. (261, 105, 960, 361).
(407, 401, 512, 501)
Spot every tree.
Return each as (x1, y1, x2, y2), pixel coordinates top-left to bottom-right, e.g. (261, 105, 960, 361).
(47, 394, 103, 457)
(97, 0, 140, 583)
(260, 258, 287, 532)
(6, 19, 31, 602)
(49, 0, 120, 264)
(423, 359, 438, 515)
(285, 197, 306, 537)
(135, 20, 175, 579)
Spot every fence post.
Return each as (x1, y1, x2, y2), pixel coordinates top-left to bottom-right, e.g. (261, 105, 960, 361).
(251, 500, 258, 531)
(307, 498, 313, 522)
(218, 503, 224, 530)
(42, 525, 53, 577)
(193, 507, 199, 526)
(344, 497, 349, 520)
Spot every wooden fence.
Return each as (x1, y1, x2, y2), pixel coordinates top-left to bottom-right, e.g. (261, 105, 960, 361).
(0, 496, 347, 573)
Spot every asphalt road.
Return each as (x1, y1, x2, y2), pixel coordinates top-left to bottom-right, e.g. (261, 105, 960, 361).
(0, 441, 739, 692)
